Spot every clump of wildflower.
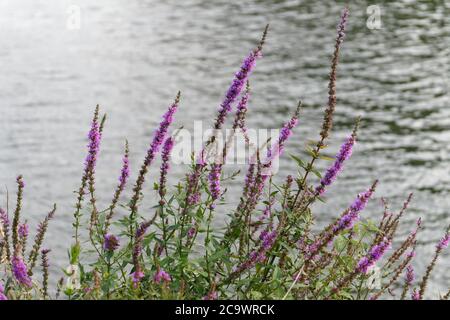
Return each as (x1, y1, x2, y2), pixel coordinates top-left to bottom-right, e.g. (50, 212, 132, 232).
(356, 238, 391, 274)
(12, 255, 32, 287)
(153, 269, 171, 284)
(103, 234, 120, 252)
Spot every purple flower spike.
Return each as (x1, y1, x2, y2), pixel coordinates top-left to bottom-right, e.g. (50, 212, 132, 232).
(103, 234, 120, 252)
(131, 271, 144, 288)
(411, 288, 421, 300)
(437, 233, 449, 250)
(208, 164, 221, 205)
(18, 223, 29, 239)
(214, 48, 262, 131)
(334, 181, 378, 233)
(159, 137, 175, 202)
(12, 256, 32, 287)
(84, 109, 101, 177)
(315, 134, 355, 196)
(153, 269, 171, 284)
(356, 237, 391, 274)
(406, 265, 415, 285)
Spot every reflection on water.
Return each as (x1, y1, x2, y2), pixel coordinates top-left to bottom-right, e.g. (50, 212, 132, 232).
(0, 0, 449, 292)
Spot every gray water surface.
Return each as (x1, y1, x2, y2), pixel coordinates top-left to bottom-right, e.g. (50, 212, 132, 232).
(0, 0, 449, 295)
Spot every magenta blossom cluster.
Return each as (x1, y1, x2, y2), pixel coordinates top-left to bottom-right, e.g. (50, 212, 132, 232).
(356, 238, 391, 274)
(84, 111, 101, 177)
(405, 265, 415, 285)
(315, 134, 355, 196)
(103, 234, 120, 252)
(208, 164, 221, 207)
(214, 49, 261, 131)
(153, 269, 171, 284)
(234, 228, 277, 275)
(437, 233, 449, 250)
(18, 223, 29, 239)
(334, 183, 377, 233)
(411, 288, 421, 300)
(203, 291, 218, 300)
(118, 151, 130, 190)
(12, 256, 32, 287)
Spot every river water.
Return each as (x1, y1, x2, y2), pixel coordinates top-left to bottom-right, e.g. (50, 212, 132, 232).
(0, 0, 449, 295)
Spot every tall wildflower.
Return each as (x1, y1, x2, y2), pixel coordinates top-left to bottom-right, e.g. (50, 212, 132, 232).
(12, 255, 32, 287)
(315, 120, 358, 196)
(12, 175, 25, 254)
(28, 205, 56, 275)
(319, 7, 349, 143)
(419, 225, 450, 298)
(131, 220, 152, 287)
(186, 26, 267, 211)
(41, 249, 51, 298)
(104, 141, 130, 233)
(18, 222, 29, 256)
(356, 238, 392, 274)
(73, 106, 101, 243)
(0, 208, 11, 262)
(159, 137, 174, 204)
(129, 93, 180, 226)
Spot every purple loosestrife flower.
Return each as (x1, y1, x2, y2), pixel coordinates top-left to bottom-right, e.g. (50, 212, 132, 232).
(213, 29, 266, 131)
(437, 233, 450, 250)
(119, 149, 130, 188)
(406, 265, 415, 285)
(130, 93, 180, 218)
(187, 226, 196, 239)
(315, 133, 355, 196)
(103, 234, 120, 252)
(159, 137, 174, 203)
(12, 256, 32, 287)
(18, 223, 28, 239)
(208, 164, 221, 206)
(267, 102, 301, 163)
(104, 141, 130, 234)
(131, 220, 152, 287)
(203, 291, 218, 300)
(153, 269, 171, 284)
(412, 288, 421, 300)
(334, 181, 378, 233)
(356, 237, 391, 274)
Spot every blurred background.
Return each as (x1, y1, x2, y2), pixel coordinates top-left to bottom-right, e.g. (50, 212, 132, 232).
(0, 0, 449, 294)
